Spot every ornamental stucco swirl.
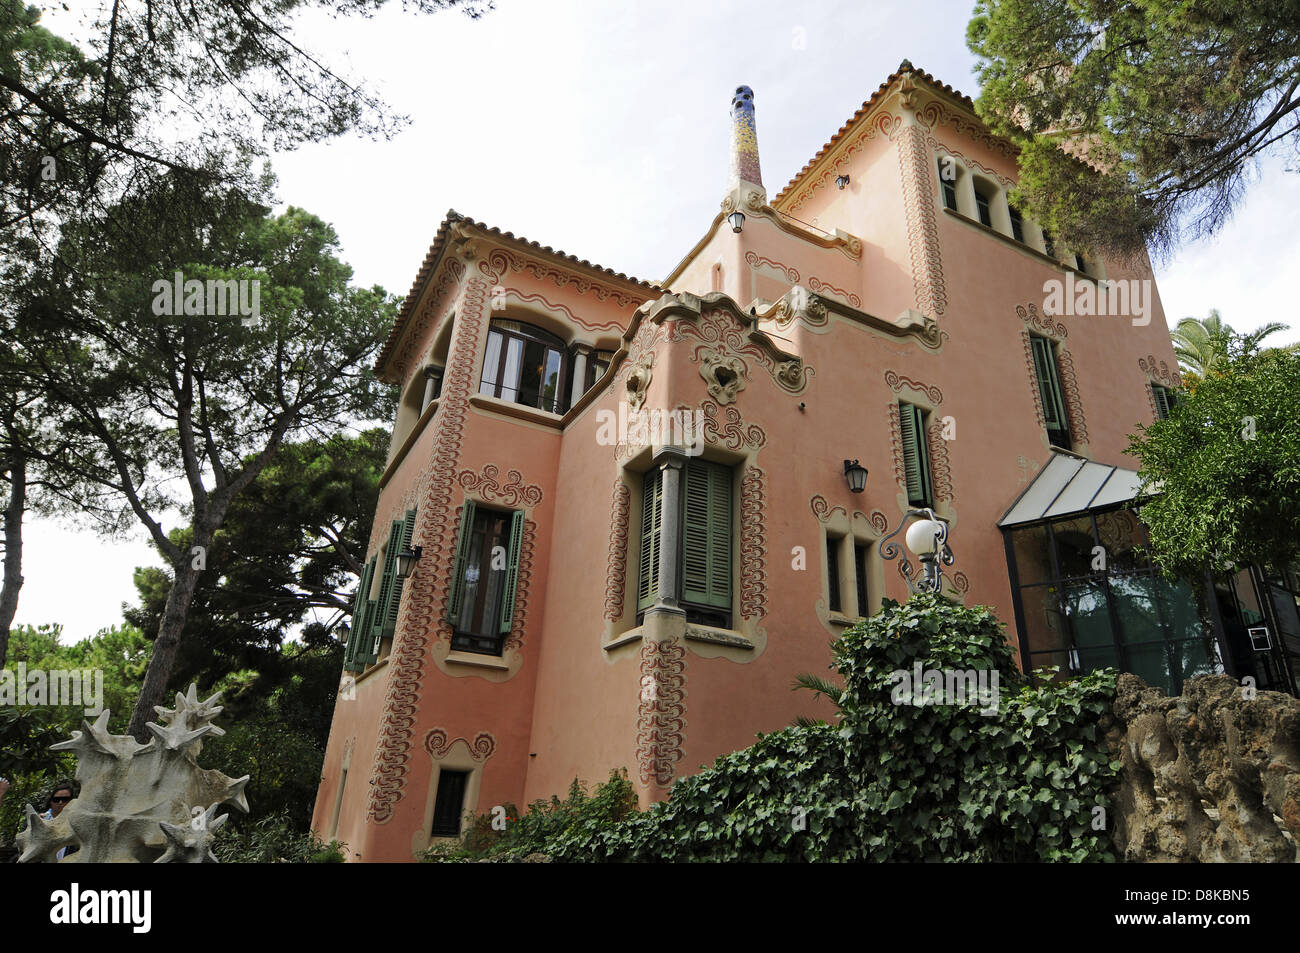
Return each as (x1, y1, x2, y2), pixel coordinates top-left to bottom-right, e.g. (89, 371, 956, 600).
(1056, 348, 1090, 447)
(898, 123, 948, 317)
(884, 369, 944, 405)
(687, 308, 813, 394)
(924, 134, 1015, 190)
(424, 729, 497, 762)
(744, 251, 799, 283)
(806, 276, 861, 308)
(367, 273, 485, 824)
(604, 480, 631, 622)
(809, 494, 889, 536)
(739, 466, 768, 621)
(696, 346, 748, 404)
(696, 398, 767, 451)
(925, 417, 955, 505)
(1139, 355, 1181, 388)
(636, 638, 687, 788)
(392, 258, 465, 382)
(916, 99, 1017, 158)
(489, 286, 625, 334)
(482, 248, 644, 309)
(1017, 302, 1069, 339)
(455, 464, 544, 508)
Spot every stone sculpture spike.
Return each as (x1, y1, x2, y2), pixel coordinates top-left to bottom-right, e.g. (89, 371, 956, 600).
(14, 683, 249, 863)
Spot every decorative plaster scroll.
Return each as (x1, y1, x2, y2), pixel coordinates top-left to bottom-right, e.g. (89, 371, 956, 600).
(807, 276, 861, 308)
(367, 275, 486, 824)
(626, 352, 654, 412)
(696, 398, 767, 451)
(951, 572, 971, 595)
(926, 418, 954, 505)
(898, 123, 948, 317)
(884, 369, 944, 405)
(739, 466, 768, 621)
(697, 346, 748, 404)
(925, 134, 1015, 189)
(809, 494, 889, 536)
(745, 251, 799, 283)
(636, 638, 687, 787)
(687, 307, 813, 394)
(1057, 349, 1091, 447)
(755, 288, 829, 331)
(424, 729, 497, 762)
(916, 99, 1017, 158)
(1139, 355, 1181, 388)
(1017, 302, 1068, 339)
(482, 248, 645, 309)
(489, 286, 626, 334)
(604, 480, 631, 622)
(455, 464, 544, 508)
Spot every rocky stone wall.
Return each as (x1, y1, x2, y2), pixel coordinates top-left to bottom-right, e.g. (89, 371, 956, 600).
(1107, 673, 1300, 862)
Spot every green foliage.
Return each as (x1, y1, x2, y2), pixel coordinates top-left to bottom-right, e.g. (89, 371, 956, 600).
(450, 596, 1121, 862)
(420, 771, 641, 862)
(1127, 332, 1300, 579)
(212, 808, 346, 863)
(0, 770, 68, 847)
(967, 0, 1300, 261)
(1170, 311, 1288, 384)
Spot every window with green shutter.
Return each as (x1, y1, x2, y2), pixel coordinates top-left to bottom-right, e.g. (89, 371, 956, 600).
(370, 510, 417, 659)
(1151, 384, 1174, 420)
(681, 459, 732, 616)
(446, 501, 526, 656)
(1029, 334, 1072, 449)
(345, 557, 377, 672)
(637, 467, 664, 612)
(898, 401, 934, 508)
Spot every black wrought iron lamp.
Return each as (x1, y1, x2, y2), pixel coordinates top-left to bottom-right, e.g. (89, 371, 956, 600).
(878, 508, 954, 594)
(843, 459, 868, 494)
(396, 545, 423, 579)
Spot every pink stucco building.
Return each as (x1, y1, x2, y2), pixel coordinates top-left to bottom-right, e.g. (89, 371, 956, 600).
(311, 62, 1262, 862)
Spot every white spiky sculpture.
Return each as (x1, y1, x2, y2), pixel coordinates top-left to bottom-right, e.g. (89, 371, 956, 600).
(16, 684, 250, 863)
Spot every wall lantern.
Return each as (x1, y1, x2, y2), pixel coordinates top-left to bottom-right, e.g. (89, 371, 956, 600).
(396, 545, 423, 579)
(728, 211, 746, 233)
(836, 174, 850, 190)
(878, 508, 955, 594)
(843, 459, 868, 494)
(336, 622, 350, 644)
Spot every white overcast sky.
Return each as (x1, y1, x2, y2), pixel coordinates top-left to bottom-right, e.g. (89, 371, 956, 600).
(17, 0, 1300, 640)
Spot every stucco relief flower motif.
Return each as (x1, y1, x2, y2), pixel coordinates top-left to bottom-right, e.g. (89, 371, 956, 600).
(698, 347, 747, 405)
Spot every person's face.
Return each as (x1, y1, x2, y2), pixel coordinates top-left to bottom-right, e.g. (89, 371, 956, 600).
(50, 789, 73, 816)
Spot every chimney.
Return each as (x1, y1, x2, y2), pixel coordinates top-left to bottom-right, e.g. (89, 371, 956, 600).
(728, 86, 764, 192)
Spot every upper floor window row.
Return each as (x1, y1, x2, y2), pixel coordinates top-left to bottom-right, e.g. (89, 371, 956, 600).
(936, 156, 1094, 274)
(479, 318, 615, 416)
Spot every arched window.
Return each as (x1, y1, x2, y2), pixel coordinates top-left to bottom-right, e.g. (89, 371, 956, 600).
(937, 156, 960, 211)
(479, 319, 569, 414)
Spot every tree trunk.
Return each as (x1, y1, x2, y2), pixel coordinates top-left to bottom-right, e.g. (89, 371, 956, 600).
(127, 537, 208, 740)
(0, 450, 27, 668)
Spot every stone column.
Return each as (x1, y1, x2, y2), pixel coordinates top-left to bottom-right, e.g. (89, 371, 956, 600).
(570, 345, 591, 409)
(421, 365, 443, 413)
(651, 445, 688, 615)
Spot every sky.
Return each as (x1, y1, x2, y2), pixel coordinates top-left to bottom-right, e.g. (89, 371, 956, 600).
(16, 0, 1300, 640)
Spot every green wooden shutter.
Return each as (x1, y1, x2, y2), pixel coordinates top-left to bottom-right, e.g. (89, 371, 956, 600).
(497, 510, 526, 635)
(446, 500, 477, 623)
(1152, 385, 1171, 420)
(1030, 336, 1069, 434)
(368, 520, 402, 658)
(899, 402, 933, 507)
(681, 459, 732, 610)
(637, 468, 663, 612)
(345, 558, 377, 672)
(379, 509, 417, 641)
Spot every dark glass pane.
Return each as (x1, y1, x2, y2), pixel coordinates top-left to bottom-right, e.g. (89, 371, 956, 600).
(1124, 640, 1175, 694)
(518, 339, 546, 408)
(1010, 525, 1053, 585)
(1094, 509, 1149, 572)
(452, 509, 511, 653)
(826, 536, 841, 613)
(431, 770, 468, 837)
(1156, 577, 1214, 642)
(854, 542, 870, 617)
(1109, 574, 1161, 644)
(975, 192, 992, 227)
(1020, 586, 1069, 654)
(1062, 580, 1114, 648)
(1169, 638, 1221, 688)
(1052, 517, 1096, 578)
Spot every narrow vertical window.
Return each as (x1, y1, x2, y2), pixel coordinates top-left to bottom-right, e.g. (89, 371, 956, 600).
(898, 401, 934, 509)
(447, 502, 525, 656)
(826, 535, 842, 613)
(974, 184, 993, 228)
(1041, 229, 1057, 259)
(1030, 335, 1072, 450)
(1009, 207, 1025, 244)
(854, 541, 871, 618)
(431, 769, 469, 838)
(681, 459, 732, 624)
(1152, 384, 1175, 420)
(938, 158, 958, 211)
(637, 468, 664, 612)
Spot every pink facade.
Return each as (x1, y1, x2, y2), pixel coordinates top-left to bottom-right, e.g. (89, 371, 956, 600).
(311, 63, 1181, 861)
